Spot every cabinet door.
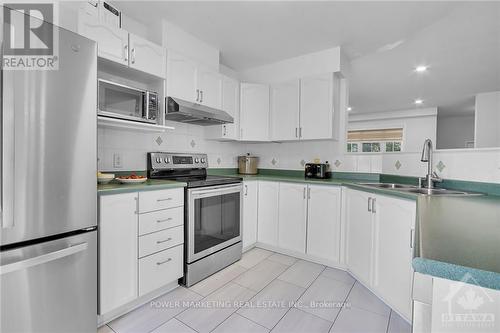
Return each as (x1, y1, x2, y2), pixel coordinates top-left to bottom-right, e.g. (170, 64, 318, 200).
(345, 188, 374, 285)
(307, 185, 342, 263)
(242, 182, 258, 249)
(240, 83, 270, 141)
(278, 183, 307, 253)
(270, 79, 300, 141)
(222, 76, 240, 140)
(300, 73, 334, 140)
(197, 66, 222, 109)
(373, 195, 416, 321)
(78, 15, 128, 65)
(129, 33, 166, 78)
(99, 193, 138, 314)
(257, 182, 279, 246)
(166, 51, 198, 103)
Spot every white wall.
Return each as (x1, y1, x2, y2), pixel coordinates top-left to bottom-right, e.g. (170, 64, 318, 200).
(437, 115, 474, 149)
(348, 108, 437, 153)
(475, 91, 500, 148)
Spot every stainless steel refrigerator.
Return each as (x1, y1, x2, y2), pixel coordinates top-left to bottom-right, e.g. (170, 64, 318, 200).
(1, 8, 98, 333)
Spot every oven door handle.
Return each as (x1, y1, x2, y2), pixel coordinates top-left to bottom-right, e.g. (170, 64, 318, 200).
(189, 184, 242, 197)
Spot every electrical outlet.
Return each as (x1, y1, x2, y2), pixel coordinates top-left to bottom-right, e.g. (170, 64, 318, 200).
(113, 153, 123, 168)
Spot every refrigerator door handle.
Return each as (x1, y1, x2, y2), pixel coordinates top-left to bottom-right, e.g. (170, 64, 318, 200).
(0, 242, 88, 275)
(1, 68, 15, 229)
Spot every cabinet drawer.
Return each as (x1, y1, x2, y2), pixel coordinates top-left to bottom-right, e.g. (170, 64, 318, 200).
(139, 188, 184, 213)
(139, 207, 183, 236)
(139, 245, 183, 296)
(138, 226, 184, 258)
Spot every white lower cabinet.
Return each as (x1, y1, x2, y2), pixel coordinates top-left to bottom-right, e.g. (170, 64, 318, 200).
(345, 187, 416, 321)
(372, 195, 416, 320)
(242, 181, 258, 249)
(98, 193, 138, 315)
(345, 188, 374, 285)
(278, 183, 307, 253)
(257, 181, 279, 246)
(139, 245, 183, 296)
(98, 188, 184, 317)
(306, 185, 342, 264)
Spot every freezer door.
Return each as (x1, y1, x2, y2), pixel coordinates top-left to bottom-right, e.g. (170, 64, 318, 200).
(0, 230, 97, 333)
(1, 10, 98, 245)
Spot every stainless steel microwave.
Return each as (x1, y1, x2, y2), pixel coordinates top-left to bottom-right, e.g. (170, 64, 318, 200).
(98, 79, 159, 124)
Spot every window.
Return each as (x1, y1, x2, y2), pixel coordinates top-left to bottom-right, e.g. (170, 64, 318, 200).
(347, 128, 403, 153)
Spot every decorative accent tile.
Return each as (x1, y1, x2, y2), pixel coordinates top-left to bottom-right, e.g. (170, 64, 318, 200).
(271, 158, 278, 166)
(436, 160, 446, 172)
(190, 139, 196, 148)
(395, 160, 402, 170)
(155, 136, 163, 146)
(334, 160, 342, 167)
(217, 157, 222, 165)
(300, 159, 306, 167)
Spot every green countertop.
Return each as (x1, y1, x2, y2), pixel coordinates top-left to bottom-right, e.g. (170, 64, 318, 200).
(97, 179, 186, 195)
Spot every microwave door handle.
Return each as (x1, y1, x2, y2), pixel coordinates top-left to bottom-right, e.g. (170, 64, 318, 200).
(1, 69, 15, 229)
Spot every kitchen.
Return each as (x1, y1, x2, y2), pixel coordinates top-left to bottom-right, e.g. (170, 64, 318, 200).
(1, 1, 499, 333)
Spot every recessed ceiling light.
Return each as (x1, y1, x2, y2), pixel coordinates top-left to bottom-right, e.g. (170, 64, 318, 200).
(415, 65, 428, 72)
(414, 99, 424, 105)
(347, 107, 352, 111)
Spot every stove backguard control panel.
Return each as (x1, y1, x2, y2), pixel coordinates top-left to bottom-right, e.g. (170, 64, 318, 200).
(149, 152, 208, 170)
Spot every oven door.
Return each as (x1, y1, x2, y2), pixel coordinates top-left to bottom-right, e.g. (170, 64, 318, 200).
(187, 184, 242, 263)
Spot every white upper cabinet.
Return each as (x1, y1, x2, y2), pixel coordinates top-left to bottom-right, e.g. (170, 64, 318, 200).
(166, 51, 198, 102)
(257, 181, 279, 246)
(129, 33, 166, 77)
(278, 183, 307, 253)
(372, 195, 416, 321)
(306, 185, 342, 264)
(205, 75, 240, 140)
(270, 79, 300, 141)
(300, 73, 334, 140)
(78, 12, 165, 78)
(166, 51, 222, 109)
(242, 181, 258, 249)
(78, 15, 128, 65)
(345, 188, 374, 285)
(240, 83, 270, 141)
(197, 65, 222, 109)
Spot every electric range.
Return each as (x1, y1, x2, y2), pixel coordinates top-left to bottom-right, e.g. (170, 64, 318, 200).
(147, 152, 243, 286)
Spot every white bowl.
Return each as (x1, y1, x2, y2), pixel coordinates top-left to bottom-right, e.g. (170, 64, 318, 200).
(97, 173, 115, 184)
(115, 177, 147, 184)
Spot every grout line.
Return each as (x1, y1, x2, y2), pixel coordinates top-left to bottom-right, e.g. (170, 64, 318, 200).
(386, 310, 393, 333)
(174, 317, 202, 333)
(328, 278, 357, 332)
(104, 324, 117, 333)
(268, 266, 327, 331)
(231, 312, 272, 331)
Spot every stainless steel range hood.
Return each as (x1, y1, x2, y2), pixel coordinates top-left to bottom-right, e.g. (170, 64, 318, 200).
(165, 97, 234, 126)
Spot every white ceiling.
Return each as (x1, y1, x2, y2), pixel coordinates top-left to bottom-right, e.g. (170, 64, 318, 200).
(119, 1, 500, 116)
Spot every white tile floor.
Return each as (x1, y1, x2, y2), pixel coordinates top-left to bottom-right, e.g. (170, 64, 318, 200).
(100, 248, 412, 333)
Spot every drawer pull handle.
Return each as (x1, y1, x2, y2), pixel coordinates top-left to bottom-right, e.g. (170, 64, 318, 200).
(157, 218, 173, 223)
(156, 258, 172, 265)
(156, 237, 172, 244)
(157, 198, 172, 202)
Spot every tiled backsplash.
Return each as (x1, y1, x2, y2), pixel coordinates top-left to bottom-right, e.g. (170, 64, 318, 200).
(98, 121, 243, 171)
(99, 127, 500, 184)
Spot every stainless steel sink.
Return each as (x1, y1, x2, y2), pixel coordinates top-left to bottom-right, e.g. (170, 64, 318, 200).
(398, 188, 482, 196)
(359, 183, 482, 196)
(360, 183, 416, 189)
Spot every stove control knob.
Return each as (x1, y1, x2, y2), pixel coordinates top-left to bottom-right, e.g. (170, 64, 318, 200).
(201, 158, 206, 163)
(194, 158, 199, 163)
(156, 157, 162, 163)
(165, 157, 170, 164)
